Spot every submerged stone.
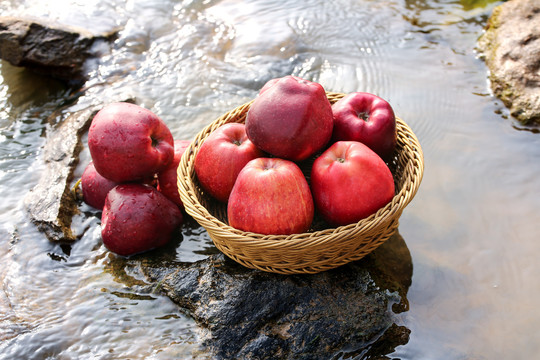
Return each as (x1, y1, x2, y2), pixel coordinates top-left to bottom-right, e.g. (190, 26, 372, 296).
(0, 16, 118, 86)
(477, 0, 540, 125)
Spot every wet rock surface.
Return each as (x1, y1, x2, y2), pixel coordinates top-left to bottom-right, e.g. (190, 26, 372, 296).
(477, 0, 540, 125)
(0, 16, 117, 86)
(118, 230, 412, 359)
(24, 105, 99, 241)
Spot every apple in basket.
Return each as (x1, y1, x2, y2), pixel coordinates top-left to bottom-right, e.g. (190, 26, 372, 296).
(310, 141, 395, 226)
(245, 75, 333, 162)
(331, 92, 397, 162)
(88, 102, 175, 183)
(81, 162, 119, 210)
(157, 139, 191, 208)
(194, 123, 265, 202)
(228, 157, 314, 235)
(101, 183, 183, 256)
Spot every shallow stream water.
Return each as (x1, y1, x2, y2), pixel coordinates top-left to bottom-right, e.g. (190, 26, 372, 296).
(1, 0, 539, 359)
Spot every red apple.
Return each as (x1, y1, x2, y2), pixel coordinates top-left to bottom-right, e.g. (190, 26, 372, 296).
(88, 102, 174, 183)
(245, 75, 333, 162)
(331, 92, 397, 161)
(101, 183, 183, 256)
(310, 141, 395, 226)
(228, 157, 314, 235)
(81, 162, 119, 210)
(194, 123, 265, 202)
(157, 139, 191, 207)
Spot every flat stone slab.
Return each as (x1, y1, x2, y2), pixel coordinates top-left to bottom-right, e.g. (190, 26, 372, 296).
(477, 0, 540, 125)
(0, 16, 117, 86)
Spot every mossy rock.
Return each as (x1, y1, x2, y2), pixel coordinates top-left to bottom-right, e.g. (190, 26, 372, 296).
(477, 0, 540, 125)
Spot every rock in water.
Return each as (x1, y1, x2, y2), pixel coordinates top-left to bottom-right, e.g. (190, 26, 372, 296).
(25, 106, 99, 242)
(127, 231, 413, 359)
(477, 0, 540, 125)
(0, 16, 117, 86)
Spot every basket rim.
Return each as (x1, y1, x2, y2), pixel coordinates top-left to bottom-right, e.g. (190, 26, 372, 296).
(177, 92, 424, 244)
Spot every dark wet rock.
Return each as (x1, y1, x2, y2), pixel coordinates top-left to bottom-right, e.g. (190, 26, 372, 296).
(119, 231, 412, 359)
(477, 0, 540, 125)
(24, 105, 100, 241)
(0, 16, 118, 86)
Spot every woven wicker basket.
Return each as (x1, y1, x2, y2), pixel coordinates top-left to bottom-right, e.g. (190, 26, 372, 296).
(177, 92, 424, 274)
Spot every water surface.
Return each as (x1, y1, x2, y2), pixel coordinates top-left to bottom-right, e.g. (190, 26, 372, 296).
(1, 0, 539, 359)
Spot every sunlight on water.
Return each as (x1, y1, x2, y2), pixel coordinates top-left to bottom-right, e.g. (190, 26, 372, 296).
(1, 0, 539, 358)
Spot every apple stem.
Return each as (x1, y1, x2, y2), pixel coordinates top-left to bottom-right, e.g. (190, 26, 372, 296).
(357, 111, 370, 121)
(151, 136, 159, 148)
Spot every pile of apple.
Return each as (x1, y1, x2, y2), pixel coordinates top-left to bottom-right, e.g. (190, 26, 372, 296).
(194, 75, 397, 236)
(80, 75, 398, 256)
(80, 102, 190, 256)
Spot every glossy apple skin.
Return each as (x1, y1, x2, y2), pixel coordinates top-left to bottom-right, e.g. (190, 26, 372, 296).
(194, 123, 265, 202)
(245, 75, 333, 162)
(81, 162, 119, 210)
(228, 157, 314, 235)
(310, 141, 395, 226)
(157, 139, 191, 208)
(101, 184, 183, 256)
(88, 102, 174, 183)
(331, 92, 397, 162)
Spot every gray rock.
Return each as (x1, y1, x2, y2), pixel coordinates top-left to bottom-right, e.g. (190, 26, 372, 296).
(24, 105, 99, 241)
(477, 0, 540, 125)
(122, 230, 412, 359)
(0, 16, 118, 86)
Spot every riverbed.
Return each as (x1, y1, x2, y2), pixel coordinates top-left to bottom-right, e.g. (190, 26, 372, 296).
(1, 0, 539, 359)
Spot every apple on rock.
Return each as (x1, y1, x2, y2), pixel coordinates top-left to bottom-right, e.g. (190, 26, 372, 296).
(88, 102, 175, 183)
(245, 75, 334, 162)
(101, 183, 183, 256)
(310, 141, 395, 226)
(194, 123, 265, 202)
(227, 157, 314, 235)
(81, 162, 119, 210)
(331, 92, 397, 162)
(157, 139, 191, 208)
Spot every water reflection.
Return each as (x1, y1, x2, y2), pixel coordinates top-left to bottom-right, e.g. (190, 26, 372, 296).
(0, 61, 67, 108)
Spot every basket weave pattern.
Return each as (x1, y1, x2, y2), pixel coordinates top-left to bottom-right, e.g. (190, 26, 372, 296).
(177, 92, 424, 274)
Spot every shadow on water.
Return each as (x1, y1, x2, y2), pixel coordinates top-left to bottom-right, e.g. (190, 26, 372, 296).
(0, 60, 68, 115)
